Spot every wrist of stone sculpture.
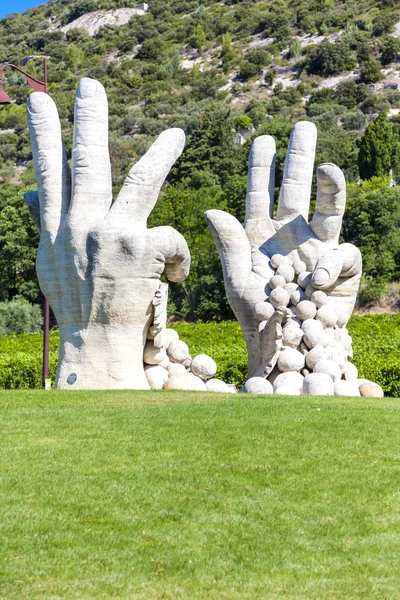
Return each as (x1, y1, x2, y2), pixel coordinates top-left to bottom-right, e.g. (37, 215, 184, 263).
(57, 322, 151, 390)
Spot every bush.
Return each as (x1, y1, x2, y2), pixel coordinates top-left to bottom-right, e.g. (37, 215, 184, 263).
(307, 40, 352, 76)
(360, 59, 382, 84)
(0, 317, 398, 394)
(0, 299, 42, 335)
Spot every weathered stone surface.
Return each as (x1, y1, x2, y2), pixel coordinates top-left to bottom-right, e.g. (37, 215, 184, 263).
(191, 354, 217, 381)
(275, 385, 300, 396)
(26, 78, 190, 390)
(277, 348, 305, 372)
(313, 359, 342, 382)
(274, 371, 304, 391)
(241, 377, 273, 394)
(359, 381, 384, 398)
(206, 379, 233, 393)
(302, 373, 334, 396)
(205, 122, 363, 392)
(144, 365, 169, 390)
(334, 380, 360, 397)
(164, 374, 205, 391)
(143, 341, 167, 366)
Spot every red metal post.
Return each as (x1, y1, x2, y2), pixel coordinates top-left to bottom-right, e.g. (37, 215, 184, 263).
(0, 59, 51, 388)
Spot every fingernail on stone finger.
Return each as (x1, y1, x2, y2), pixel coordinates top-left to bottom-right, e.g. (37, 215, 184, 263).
(313, 268, 330, 287)
(28, 92, 49, 114)
(77, 78, 98, 100)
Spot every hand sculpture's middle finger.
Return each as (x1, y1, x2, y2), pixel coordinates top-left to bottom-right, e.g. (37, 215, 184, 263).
(276, 121, 317, 223)
(69, 78, 112, 225)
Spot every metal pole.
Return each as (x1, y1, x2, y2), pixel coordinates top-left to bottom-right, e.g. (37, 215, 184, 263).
(42, 295, 50, 388)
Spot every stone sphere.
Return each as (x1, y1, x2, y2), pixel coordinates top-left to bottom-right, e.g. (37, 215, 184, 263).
(276, 263, 295, 283)
(275, 385, 300, 396)
(335, 309, 348, 328)
(305, 346, 328, 370)
(302, 373, 334, 396)
(284, 282, 298, 296)
(143, 341, 167, 365)
(183, 358, 192, 369)
(269, 287, 290, 308)
(297, 271, 312, 290)
(241, 377, 273, 395)
(167, 362, 187, 377)
(290, 288, 305, 306)
(274, 371, 304, 391)
(164, 328, 180, 350)
(277, 348, 305, 372)
(311, 290, 328, 308)
(269, 275, 286, 289)
(187, 373, 208, 390)
(343, 362, 358, 382)
(359, 381, 384, 398)
(316, 305, 338, 328)
(282, 323, 303, 348)
(167, 339, 190, 364)
(313, 359, 342, 382)
(292, 259, 307, 275)
(164, 374, 205, 391)
(325, 349, 346, 370)
(295, 300, 317, 322)
(302, 320, 329, 349)
(145, 365, 169, 390)
(270, 254, 285, 269)
(159, 355, 170, 369)
(254, 301, 275, 322)
(206, 378, 233, 393)
(191, 354, 217, 381)
(334, 380, 360, 397)
(305, 284, 317, 300)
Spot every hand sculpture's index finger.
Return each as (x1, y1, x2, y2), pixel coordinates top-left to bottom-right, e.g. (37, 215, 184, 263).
(276, 121, 317, 223)
(244, 135, 276, 247)
(111, 128, 185, 227)
(310, 163, 346, 245)
(27, 92, 71, 241)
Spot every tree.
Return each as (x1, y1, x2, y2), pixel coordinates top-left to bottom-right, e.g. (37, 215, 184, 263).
(307, 41, 352, 76)
(380, 36, 400, 64)
(358, 112, 394, 179)
(360, 59, 382, 84)
(66, 43, 84, 69)
(191, 24, 207, 52)
(0, 185, 39, 303)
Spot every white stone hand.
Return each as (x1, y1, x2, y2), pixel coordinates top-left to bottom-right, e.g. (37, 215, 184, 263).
(205, 122, 361, 378)
(26, 77, 190, 390)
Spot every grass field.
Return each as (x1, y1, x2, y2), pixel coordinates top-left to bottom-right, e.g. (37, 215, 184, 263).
(1, 390, 400, 599)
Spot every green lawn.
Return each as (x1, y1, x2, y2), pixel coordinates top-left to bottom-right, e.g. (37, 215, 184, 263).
(1, 391, 400, 599)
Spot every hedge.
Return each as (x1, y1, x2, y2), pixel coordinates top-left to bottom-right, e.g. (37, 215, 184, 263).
(0, 316, 398, 395)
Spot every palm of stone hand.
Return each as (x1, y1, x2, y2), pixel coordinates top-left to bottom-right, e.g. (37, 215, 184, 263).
(206, 122, 361, 378)
(26, 77, 190, 390)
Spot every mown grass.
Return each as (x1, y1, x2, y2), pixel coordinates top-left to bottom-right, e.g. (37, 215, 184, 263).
(1, 390, 400, 599)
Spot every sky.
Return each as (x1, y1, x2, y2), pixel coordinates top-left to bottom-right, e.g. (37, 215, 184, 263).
(0, 0, 48, 19)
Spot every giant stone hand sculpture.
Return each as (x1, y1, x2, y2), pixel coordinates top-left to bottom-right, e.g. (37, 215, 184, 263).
(25, 78, 190, 390)
(205, 122, 382, 396)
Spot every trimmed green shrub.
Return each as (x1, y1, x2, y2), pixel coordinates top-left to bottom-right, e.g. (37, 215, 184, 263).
(0, 317, 398, 395)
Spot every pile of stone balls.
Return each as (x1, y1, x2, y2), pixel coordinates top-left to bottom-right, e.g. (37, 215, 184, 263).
(143, 328, 235, 393)
(242, 253, 384, 398)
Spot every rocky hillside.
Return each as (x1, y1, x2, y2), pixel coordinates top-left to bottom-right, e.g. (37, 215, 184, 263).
(0, 0, 399, 317)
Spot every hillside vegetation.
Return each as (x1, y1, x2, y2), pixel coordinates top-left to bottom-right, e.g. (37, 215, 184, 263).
(0, 0, 399, 318)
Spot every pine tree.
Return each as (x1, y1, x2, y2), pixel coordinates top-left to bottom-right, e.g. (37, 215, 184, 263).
(191, 24, 207, 52)
(358, 112, 393, 180)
